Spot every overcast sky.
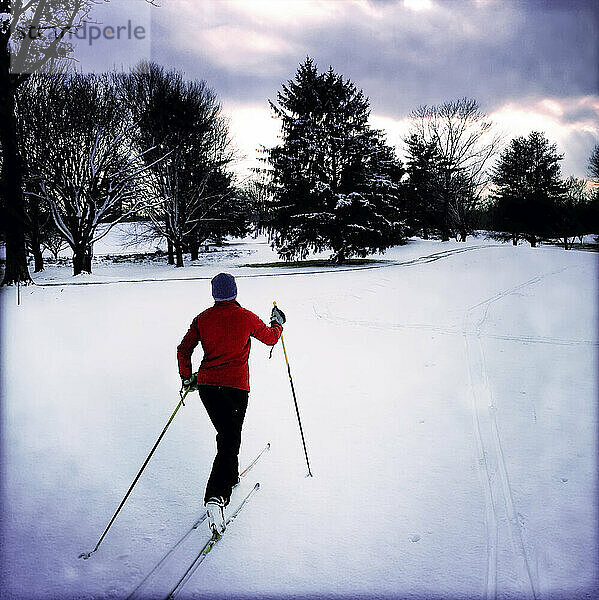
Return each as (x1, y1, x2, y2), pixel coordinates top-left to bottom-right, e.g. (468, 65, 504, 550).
(81, 0, 598, 179)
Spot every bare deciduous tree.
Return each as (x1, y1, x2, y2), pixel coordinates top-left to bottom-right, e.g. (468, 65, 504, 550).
(238, 172, 272, 237)
(17, 71, 62, 272)
(1, 0, 95, 284)
(559, 176, 592, 248)
(121, 62, 243, 268)
(406, 98, 502, 241)
(22, 72, 165, 275)
(43, 228, 68, 260)
(1, 0, 158, 284)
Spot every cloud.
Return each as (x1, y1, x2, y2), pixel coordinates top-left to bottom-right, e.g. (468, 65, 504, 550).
(192, 26, 297, 77)
(147, 0, 598, 179)
(492, 97, 599, 137)
(153, 0, 597, 113)
(370, 114, 413, 150)
(365, 95, 598, 178)
(403, 0, 435, 11)
(489, 96, 599, 178)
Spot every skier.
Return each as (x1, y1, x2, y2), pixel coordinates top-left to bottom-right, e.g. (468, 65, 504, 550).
(177, 272, 286, 536)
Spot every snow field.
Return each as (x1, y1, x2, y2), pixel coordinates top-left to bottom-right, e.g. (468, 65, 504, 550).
(1, 238, 597, 599)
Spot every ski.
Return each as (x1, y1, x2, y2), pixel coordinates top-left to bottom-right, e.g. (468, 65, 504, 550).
(239, 442, 270, 478)
(165, 482, 261, 600)
(192, 441, 269, 529)
(125, 443, 269, 600)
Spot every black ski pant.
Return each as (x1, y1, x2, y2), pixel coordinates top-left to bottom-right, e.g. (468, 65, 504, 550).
(199, 384, 248, 506)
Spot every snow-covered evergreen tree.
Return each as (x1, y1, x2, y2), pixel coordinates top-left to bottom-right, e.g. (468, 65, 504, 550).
(263, 58, 405, 263)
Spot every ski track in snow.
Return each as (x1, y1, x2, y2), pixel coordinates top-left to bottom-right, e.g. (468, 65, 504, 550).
(459, 265, 580, 600)
(464, 266, 575, 600)
(4, 240, 596, 599)
(464, 311, 532, 600)
(124, 516, 203, 600)
(313, 257, 585, 600)
(310, 313, 598, 348)
(312, 263, 597, 349)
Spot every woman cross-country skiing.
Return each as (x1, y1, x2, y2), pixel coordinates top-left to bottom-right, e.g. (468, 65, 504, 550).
(177, 272, 285, 535)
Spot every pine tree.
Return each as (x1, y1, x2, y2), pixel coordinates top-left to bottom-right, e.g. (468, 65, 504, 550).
(263, 58, 405, 263)
(404, 134, 443, 239)
(491, 132, 564, 247)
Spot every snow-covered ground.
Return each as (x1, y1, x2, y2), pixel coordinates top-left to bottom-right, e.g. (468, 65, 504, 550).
(1, 233, 597, 600)
(24, 223, 506, 286)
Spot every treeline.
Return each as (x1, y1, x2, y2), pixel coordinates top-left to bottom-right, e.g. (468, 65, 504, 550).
(259, 59, 599, 262)
(483, 134, 599, 249)
(15, 63, 251, 275)
(3, 57, 599, 280)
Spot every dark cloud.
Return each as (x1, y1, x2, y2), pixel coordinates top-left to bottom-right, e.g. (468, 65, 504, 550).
(146, 0, 598, 177)
(151, 0, 597, 117)
(561, 104, 599, 126)
(294, 2, 597, 116)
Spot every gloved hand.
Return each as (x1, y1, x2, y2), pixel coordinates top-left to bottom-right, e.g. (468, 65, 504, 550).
(181, 373, 198, 392)
(270, 305, 286, 326)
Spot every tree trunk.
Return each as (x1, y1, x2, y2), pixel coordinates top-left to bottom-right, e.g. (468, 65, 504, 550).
(0, 52, 31, 285)
(175, 243, 184, 268)
(73, 244, 93, 275)
(441, 187, 450, 242)
(333, 249, 345, 265)
(167, 239, 174, 265)
(32, 245, 44, 272)
(84, 248, 92, 272)
(189, 234, 199, 261)
(563, 236, 569, 250)
(529, 235, 537, 248)
(29, 209, 44, 272)
(512, 235, 518, 246)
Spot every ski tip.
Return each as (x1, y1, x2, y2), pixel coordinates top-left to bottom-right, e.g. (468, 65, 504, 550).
(266, 442, 271, 450)
(79, 551, 93, 560)
(254, 482, 261, 490)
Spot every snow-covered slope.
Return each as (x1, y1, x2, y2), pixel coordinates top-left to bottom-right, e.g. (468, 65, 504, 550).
(1, 238, 597, 599)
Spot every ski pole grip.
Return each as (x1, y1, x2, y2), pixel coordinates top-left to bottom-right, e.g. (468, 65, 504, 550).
(270, 301, 280, 359)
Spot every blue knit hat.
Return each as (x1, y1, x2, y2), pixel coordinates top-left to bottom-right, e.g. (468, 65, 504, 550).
(211, 273, 237, 301)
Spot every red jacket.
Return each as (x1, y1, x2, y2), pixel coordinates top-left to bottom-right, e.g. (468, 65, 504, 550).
(177, 300, 283, 391)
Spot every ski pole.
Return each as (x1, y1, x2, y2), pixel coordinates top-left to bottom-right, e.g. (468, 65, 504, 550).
(79, 386, 191, 559)
(274, 301, 313, 477)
